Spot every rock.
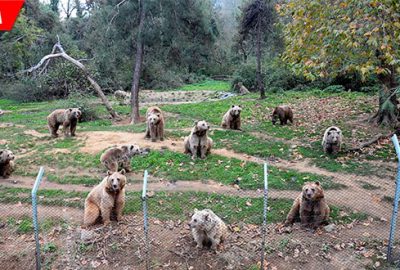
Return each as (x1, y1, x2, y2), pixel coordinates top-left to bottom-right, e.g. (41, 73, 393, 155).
(324, 224, 337, 233)
(80, 229, 99, 244)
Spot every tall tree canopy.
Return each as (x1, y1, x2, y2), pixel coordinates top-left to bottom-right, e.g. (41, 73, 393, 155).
(280, 0, 400, 125)
(238, 0, 276, 98)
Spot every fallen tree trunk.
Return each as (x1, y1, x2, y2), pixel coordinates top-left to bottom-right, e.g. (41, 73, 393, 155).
(345, 133, 393, 153)
(19, 41, 119, 120)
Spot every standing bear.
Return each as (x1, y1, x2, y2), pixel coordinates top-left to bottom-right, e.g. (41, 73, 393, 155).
(221, 105, 242, 131)
(47, 108, 82, 137)
(145, 106, 165, 142)
(0, 149, 15, 178)
(322, 126, 343, 154)
(271, 105, 293, 125)
(184, 120, 213, 160)
(100, 144, 142, 172)
(284, 181, 330, 228)
(189, 209, 228, 250)
(83, 169, 127, 227)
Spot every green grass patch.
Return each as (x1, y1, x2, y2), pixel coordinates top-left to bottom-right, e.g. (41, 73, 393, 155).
(133, 150, 342, 190)
(358, 181, 380, 190)
(47, 174, 100, 186)
(176, 80, 230, 91)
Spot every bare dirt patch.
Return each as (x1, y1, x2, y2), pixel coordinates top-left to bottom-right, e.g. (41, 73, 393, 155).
(80, 131, 184, 154)
(49, 215, 395, 269)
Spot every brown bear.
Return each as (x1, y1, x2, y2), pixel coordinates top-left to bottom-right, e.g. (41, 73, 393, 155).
(145, 106, 165, 142)
(0, 149, 15, 178)
(47, 108, 82, 137)
(237, 82, 250, 95)
(322, 126, 343, 154)
(284, 181, 330, 228)
(271, 105, 293, 125)
(83, 170, 127, 227)
(221, 105, 242, 131)
(189, 209, 228, 250)
(184, 120, 213, 160)
(100, 144, 142, 172)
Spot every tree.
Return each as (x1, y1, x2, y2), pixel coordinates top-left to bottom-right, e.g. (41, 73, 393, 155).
(130, 0, 145, 124)
(238, 0, 275, 99)
(280, 0, 400, 126)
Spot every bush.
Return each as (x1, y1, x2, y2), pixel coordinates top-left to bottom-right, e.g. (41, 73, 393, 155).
(323, 85, 346, 93)
(59, 92, 100, 122)
(231, 59, 260, 92)
(0, 78, 66, 102)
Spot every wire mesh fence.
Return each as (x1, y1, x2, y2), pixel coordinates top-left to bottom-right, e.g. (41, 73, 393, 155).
(1, 140, 400, 269)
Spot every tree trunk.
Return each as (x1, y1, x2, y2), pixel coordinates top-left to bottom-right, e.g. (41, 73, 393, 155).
(256, 0, 265, 99)
(130, 0, 145, 124)
(371, 67, 398, 126)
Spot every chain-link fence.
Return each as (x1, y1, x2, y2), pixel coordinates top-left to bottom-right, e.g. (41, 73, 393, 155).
(1, 138, 400, 269)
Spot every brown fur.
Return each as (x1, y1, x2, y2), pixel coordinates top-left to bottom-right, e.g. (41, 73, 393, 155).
(237, 82, 250, 95)
(47, 108, 82, 137)
(83, 170, 127, 227)
(184, 120, 213, 160)
(271, 105, 293, 125)
(100, 144, 141, 172)
(221, 105, 242, 131)
(285, 182, 330, 228)
(0, 150, 15, 178)
(145, 106, 165, 142)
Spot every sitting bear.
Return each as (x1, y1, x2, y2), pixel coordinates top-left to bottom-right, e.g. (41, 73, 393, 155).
(47, 108, 82, 137)
(83, 170, 127, 227)
(189, 209, 228, 250)
(0, 149, 15, 178)
(145, 106, 165, 142)
(284, 181, 330, 228)
(322, 126, 342, 154)
(236, 82, 250, 95)
(184, 120, 213, 160)
(221, 105, 242, 131)
(100, 144, 142, 172)
(271, 105, 293, 125)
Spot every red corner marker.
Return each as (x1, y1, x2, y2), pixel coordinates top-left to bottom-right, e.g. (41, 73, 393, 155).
(0, 0, 25, 31)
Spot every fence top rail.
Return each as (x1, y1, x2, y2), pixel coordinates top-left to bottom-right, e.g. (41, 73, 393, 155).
(142, 170, 148, 199)
(31, 166, 45, 197)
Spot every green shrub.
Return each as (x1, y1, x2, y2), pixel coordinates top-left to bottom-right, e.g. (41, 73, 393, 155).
(323, 85, 346, 93)
(59, 92, 100, 122)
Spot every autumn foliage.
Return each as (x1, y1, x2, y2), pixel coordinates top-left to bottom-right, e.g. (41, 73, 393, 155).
(280, 0, 400, 125)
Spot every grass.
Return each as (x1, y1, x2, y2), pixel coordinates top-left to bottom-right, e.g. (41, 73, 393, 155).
(176, 80, 230, 91)
(132, 150, 342, 190)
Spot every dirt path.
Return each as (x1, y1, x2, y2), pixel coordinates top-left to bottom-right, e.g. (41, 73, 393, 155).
(0, 203, 82, 223)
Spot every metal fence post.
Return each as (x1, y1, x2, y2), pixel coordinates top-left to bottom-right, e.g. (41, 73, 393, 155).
(142, 170, 150, 270)
(388, 135, 400, 263)
(260, 163, 269, 269)
(32, 166, 45, 270)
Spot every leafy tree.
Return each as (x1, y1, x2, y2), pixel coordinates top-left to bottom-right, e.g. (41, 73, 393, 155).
(280, 0, 400, 125)
(238, 0, 275, 99)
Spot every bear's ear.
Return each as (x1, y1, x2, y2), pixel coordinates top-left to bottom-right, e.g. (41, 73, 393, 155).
(194, 121, 198, 125)
(69, 108, 73, 112)
(207, 125, 210, 130)
(315, 181, 320, 186)
(204, 213, 209, 221)
(0, 150, 3, 155)
(119, 169, 126, 175)
(107, 170, 113, 176)
(121, 145, 128, 151)
(231, 105, 235, 108)
(130, 145, 134, 150)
